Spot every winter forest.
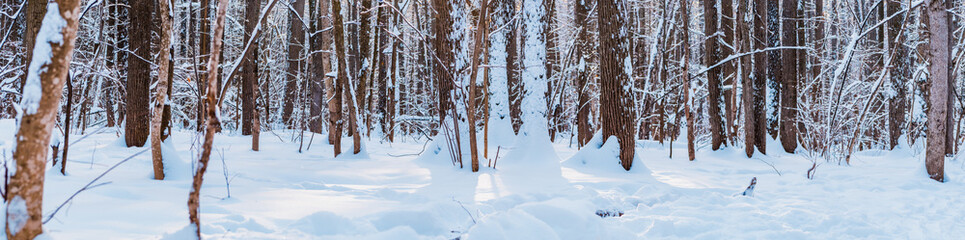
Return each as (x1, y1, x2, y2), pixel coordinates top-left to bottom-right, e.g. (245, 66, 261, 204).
(0, 0, 963, 238)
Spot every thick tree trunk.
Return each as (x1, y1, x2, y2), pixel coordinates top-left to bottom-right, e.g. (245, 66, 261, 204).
(779, 0, 798, 153)
(926, 0, 950, 182)
(19, 0, 47, 94)
(703, 0, 727, 150)
(150, 0, 174, 180)
(432, 0, 454, 124)
(766, 0, 781, 139)
(6, 0, 83, 238)
(126, 0, 151, 147)
(599, 0, 636, 170)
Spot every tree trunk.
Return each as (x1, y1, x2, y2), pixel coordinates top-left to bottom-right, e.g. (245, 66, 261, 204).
(331, 0, 347, 156)
(188, 0, 228, 236)
(126, 0, 151, 147)
(887, 0, 908, 149)
(749, 0, 767, 155)
(198, 0, 210, 131)
(284, 0, 306, 128)
(703, 0, 727, 150)
(544, 0, 558, 141)
(926, 0, 950, 182)
(150, 0, 174, 180)
(575, 0, 593, 147)
(721, 0, 737, 142)
(241, 0, 261, 136)
(507, 10, 523, 134)
(432, 0, 454, 125)
(599, 0, 636, 170)
(19, 0, 47, 94)
(779, 0, 798, 153)
(6, 0, 83, 238)
(766, 0, 781, 139)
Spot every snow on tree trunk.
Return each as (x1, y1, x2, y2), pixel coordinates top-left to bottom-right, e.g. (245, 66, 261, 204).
(598, 0, 636, 170)
(680, 0, 695, 160)
(7, 0, 83, 238)
(284, 0, 306, 128)
(779, 0, 799, 153)
(150, 0, 173, 180)
(189, 0, 229, 236)
(521, 0, 548, 135)
(575, 0, 594, 148)
(703, 0, 727, 150)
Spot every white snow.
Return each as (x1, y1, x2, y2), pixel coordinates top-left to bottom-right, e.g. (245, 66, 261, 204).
(6, 196, 28, 236)
(0, 120, 963, 238)
(21, 2, 67, 115)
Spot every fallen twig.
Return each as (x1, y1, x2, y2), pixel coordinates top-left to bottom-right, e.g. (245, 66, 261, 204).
(44, 148, 150, 224)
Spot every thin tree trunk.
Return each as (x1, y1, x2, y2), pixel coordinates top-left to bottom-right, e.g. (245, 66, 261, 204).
(766, 0, 781, 139)
(722, 0, 737, 142)
(241, 0, 261, 136)
(575, 0, 593, 147)
(150, 0, 173, 180)
(681, 0, 695, 160)
(6, 0, 83, 238)
(188, 0, 229, 236)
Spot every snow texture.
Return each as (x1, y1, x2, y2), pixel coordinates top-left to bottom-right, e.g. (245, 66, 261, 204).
(21, 2, 67, 115)
(6, 196, 28, 236)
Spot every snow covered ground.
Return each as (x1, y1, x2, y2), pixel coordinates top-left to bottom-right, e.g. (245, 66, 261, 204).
(1, 119, 964, 239)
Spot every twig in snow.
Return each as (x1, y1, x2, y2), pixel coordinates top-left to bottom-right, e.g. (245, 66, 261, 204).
(753, 157, 782, 176)
(44, 148, 150, 224)
(219, 148, 231, 199)
(387, 139, 432, 158)
(453, 198, 476, 224)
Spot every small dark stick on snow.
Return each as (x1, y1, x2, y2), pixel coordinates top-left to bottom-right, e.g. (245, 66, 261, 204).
(742, 177, 757, 197)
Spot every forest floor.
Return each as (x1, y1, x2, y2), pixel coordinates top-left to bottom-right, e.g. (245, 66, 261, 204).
(1, 119, 964, 239)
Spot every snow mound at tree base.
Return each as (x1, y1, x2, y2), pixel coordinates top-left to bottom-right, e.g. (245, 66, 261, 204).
(563, 131, 652, 176)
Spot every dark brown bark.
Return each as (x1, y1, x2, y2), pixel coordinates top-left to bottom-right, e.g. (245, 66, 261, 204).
(721, 0, 737, 142)
(575, 0, 593, 147)
(507, 11, 523, 134)
(544, 0, 558, 141)
(703, 0, 727, 150)
(749, 0, 767, 155)
(285, 0, 306, 127)
(887, 0, 908, 149)
(599, 0, 636, 170)
(681, 0, 695, 161)
(432, 0, 454, 124)
(766, 0, 781, 139)
(19, 0, 47, 94)
(6, 0, 82, 238)
(779, 0, 798, 153)
(241, 0, 261, 136)
(198, 0, 210, 131)
(331, 0, 346, 156)
(126, 0, 151, 147)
